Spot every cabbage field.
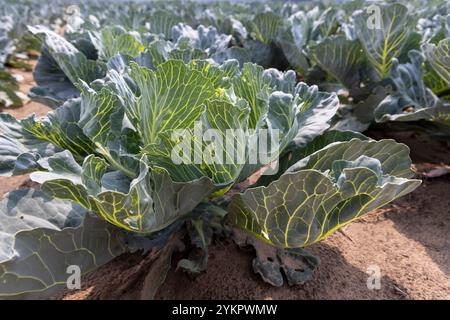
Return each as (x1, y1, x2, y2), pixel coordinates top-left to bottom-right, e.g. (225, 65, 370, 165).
(0, 0, 449, 300)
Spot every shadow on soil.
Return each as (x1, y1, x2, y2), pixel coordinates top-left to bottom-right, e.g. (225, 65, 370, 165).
(156, 241, 408, 300)
(387, 176, 450, 277)
(56, 240, 409, 300)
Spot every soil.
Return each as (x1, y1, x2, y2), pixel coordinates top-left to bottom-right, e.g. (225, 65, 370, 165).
(1, 60, 52, 119)
(0, 65, 449, 300)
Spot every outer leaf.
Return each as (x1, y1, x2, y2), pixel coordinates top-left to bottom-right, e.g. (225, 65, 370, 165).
(89, 26, 144, 61)
(229, 139, 420, 248)
(377, 104, 450, 125)
(423, 37, 450, 84)
(29, 26, 105, 107)
(0, 189, 85, 262)
(151, 10, 180, 38)
(241, 39, 275, 69)
(0, 70, 22, 108)
(256, 130, 368, 187)
(31, 154, 215, 234)
(312, 36, 364, 89)
(247, 12, 281, 44)
(29, 47, 80, 108)
(0, 189, 127, 299)
(29, 26, 103, 86)
(21, 99, 96, 157)
(288, 138, 415, 178)
(354, 3, 415, 79)
(0, 16, 15, 67)
(0, 113, 57, 176)
(423, 61, 450, 100)
(277, 11, 313, 74)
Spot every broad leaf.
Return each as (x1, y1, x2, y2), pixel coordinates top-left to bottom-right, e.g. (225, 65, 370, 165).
(30, 153, 215, 233)
(0, 189, 127, 299)
(0, 113, 57, 176)
(247, 12, 281, 44)
(145, 97, 250, 189)
(354, 3, 415, 79)
(423, 37, 450, 85)
(29, 26, 105, 106)
(89, 26, 144, 61)
(229, 139, 420, 248)
(0, 70, 22, 108)
(129, 60, 215, 145)
(151, 10, 180, 38)
(312, 36, 364, 89)
(21, 99, 96, 157)
(256, 130, 368, 187)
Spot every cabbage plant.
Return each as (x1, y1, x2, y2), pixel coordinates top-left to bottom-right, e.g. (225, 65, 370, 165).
(307, 3, 450, 131)
(0, 57, 421, 298)
(28, 23, 234, 108)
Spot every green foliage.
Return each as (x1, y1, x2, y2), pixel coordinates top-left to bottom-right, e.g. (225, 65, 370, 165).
(0, 0, 429, 298)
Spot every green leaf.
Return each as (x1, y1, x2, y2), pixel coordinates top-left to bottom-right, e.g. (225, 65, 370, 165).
(31, 154, 215, 234)
(77, 82, 124, 146)
(89, 26, 144, 61)
(145, 97, 250, 189)
(29, 48, 79, 108)
(231, 63, 270, 129)
(423, 37, 450, 84)
(151, 10, 180, 38)
(289, 83, 339, 148)
(247, 12, 281, 44)
(0, 70, 22, 108)
(0, 189, 127, 299)
(288, 138, 415, 178)
(0, 189, 85, 262)
(172, 24, 232, 53)
(0, 113, 57, 176)
(256, 130, 368, 187)
(21, 99, 96, 157)
(354, 3, 416, 79)
(262, 68, 296, 94)
(277, 11, 313, 74)
(312, 36, 364, 89)
(28, 26, 104, 89)
(130, 60, 215, 145)
(229, 139, 420, 248)
(188, 59, 239, 88)
(423, 61, 450, 100)
(374, 50, 449, 125)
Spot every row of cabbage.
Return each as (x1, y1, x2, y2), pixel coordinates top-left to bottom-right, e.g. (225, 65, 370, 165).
(3, 0, 447, 131)
(0, 0, 444, 299)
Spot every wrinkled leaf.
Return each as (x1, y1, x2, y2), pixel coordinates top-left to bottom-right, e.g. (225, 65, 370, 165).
(0, 189, 127, 299)
(354, 3, 415, 79)
(229, 139, 420, 248)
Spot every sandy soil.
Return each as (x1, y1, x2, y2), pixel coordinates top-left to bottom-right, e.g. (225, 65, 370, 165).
(0, 66, 449, 300)
(1, 60, 52, 119)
